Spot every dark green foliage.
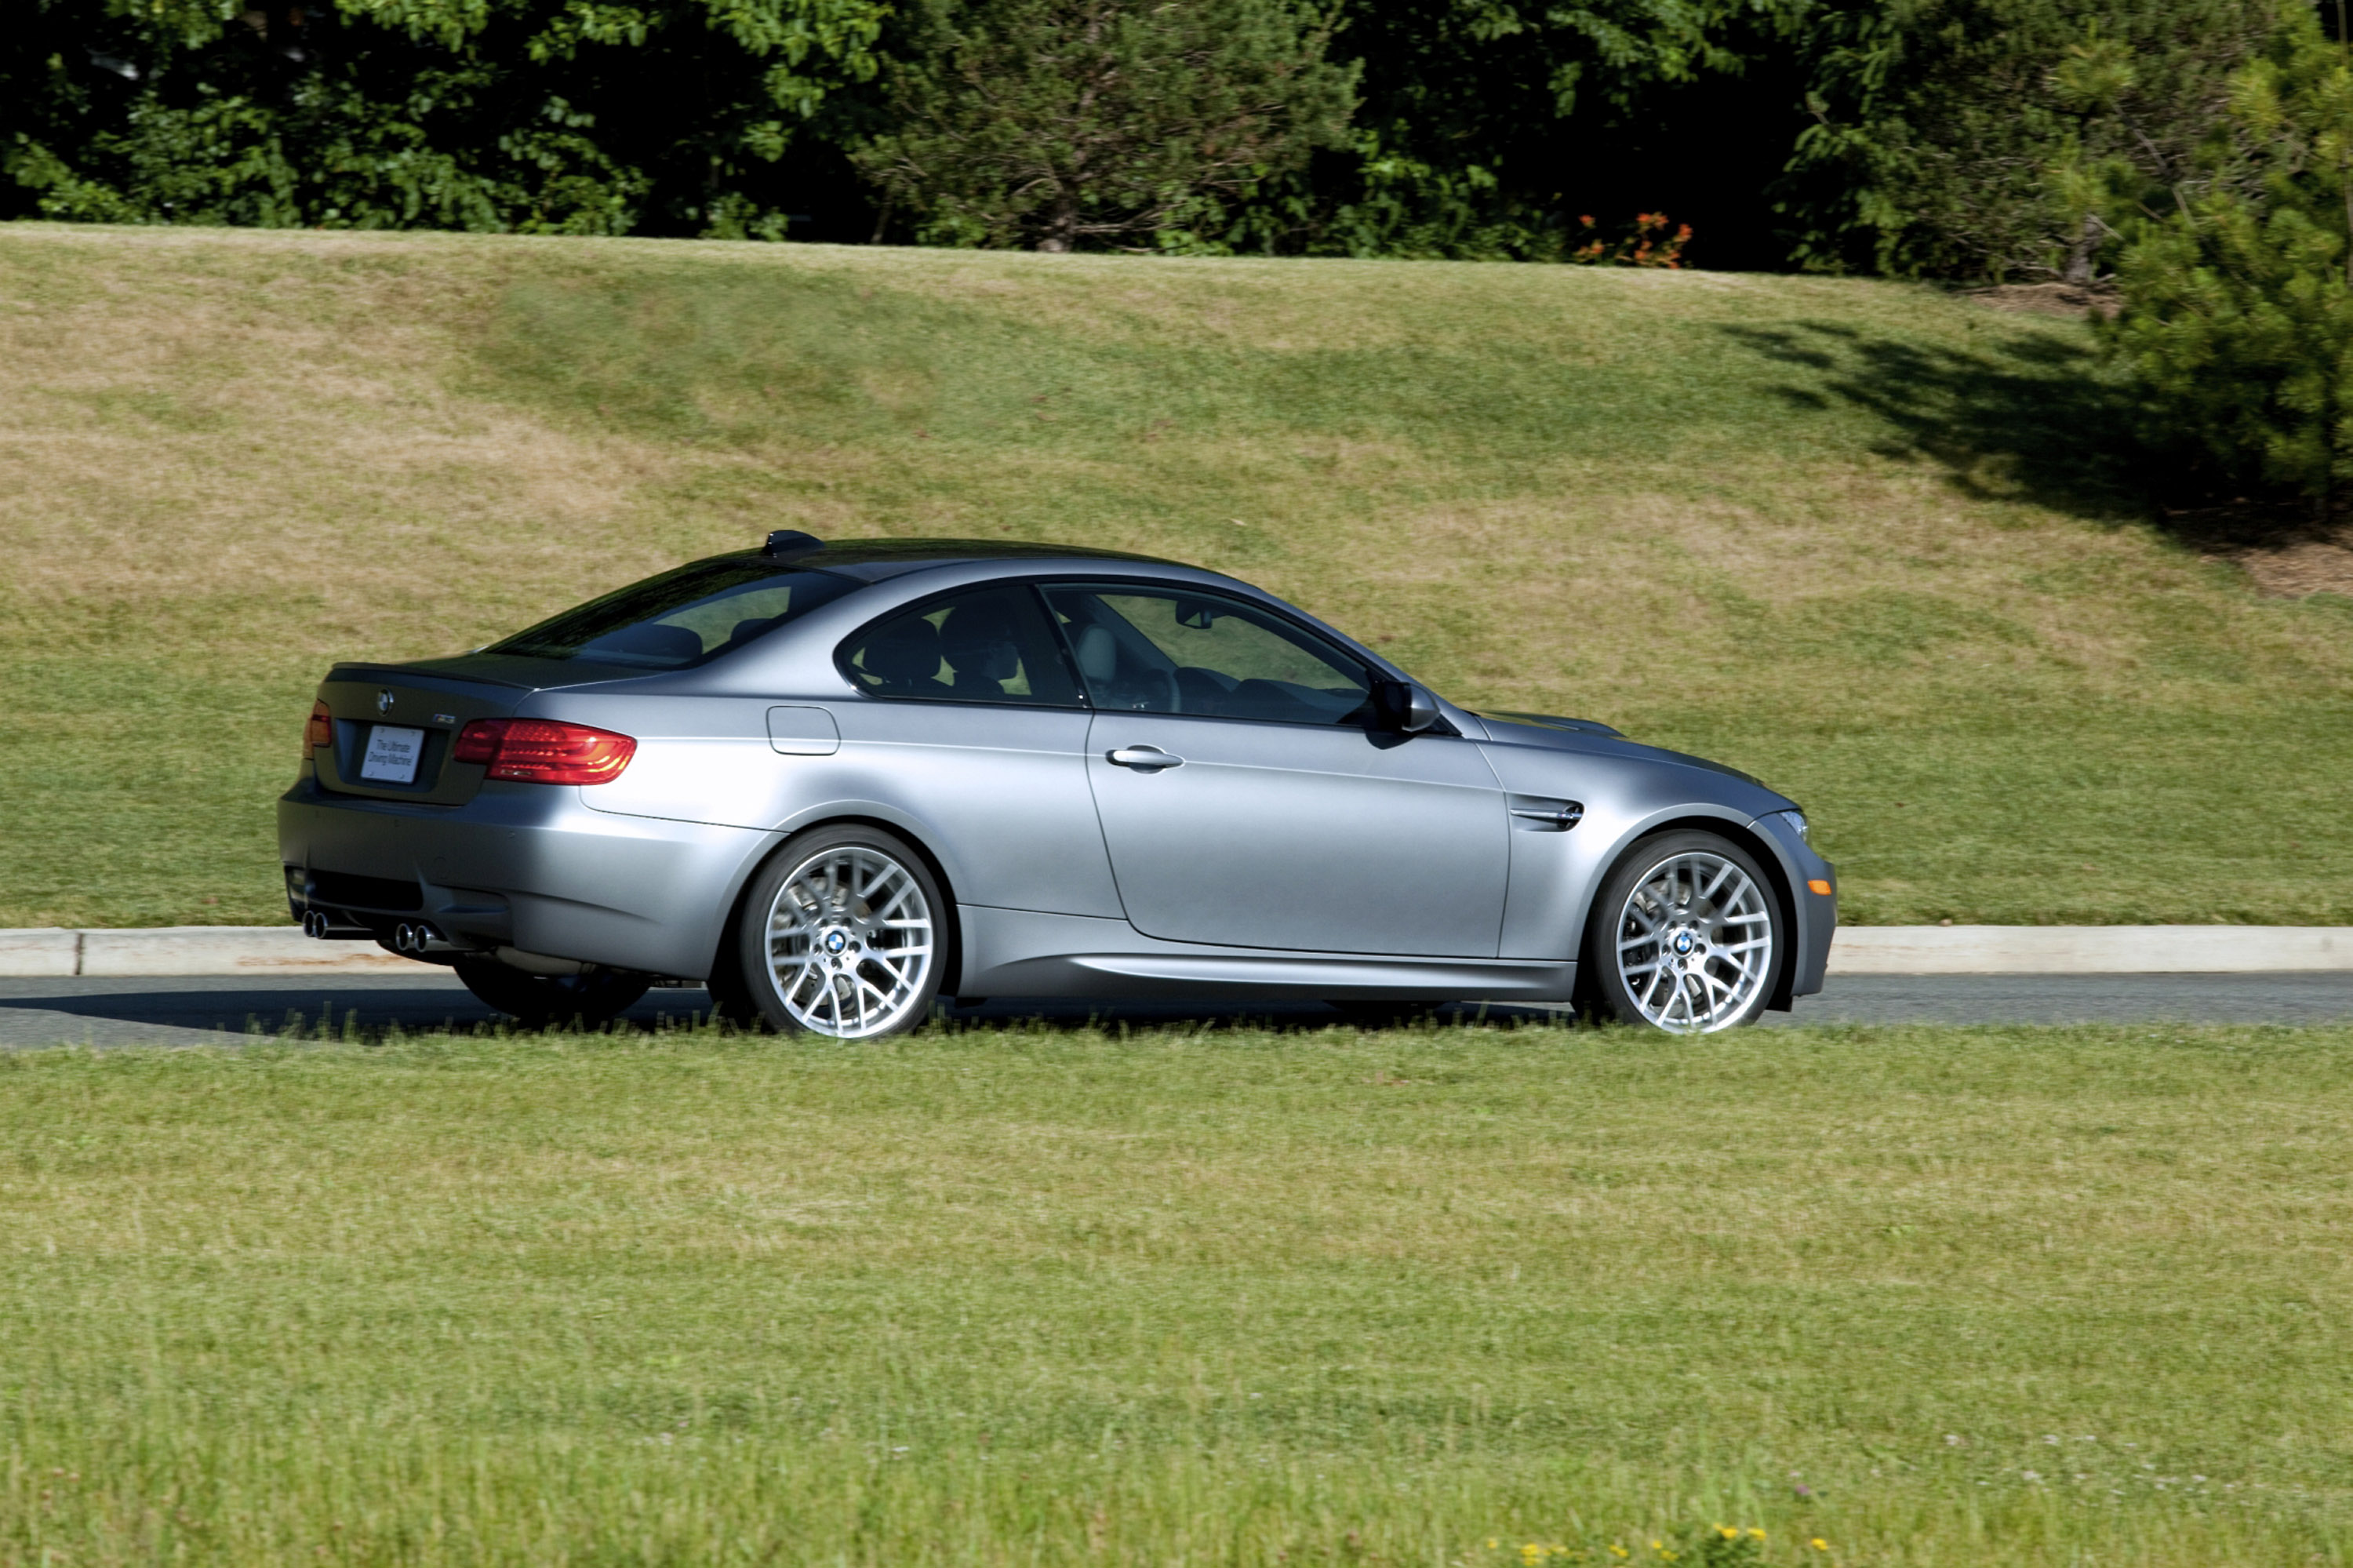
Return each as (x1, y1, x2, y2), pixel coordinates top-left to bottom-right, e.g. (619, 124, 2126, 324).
(1181, 0, 1806, 261)
(2, 0, 2325, 277)
(853, 0, 1357, 251)
(1780, 0, 2282, 278)
(2, 0, 1805, 260)
(2, 0, 888, 236)
(2106, 7, 2353, 500)
(1297, 0, 1802, 260)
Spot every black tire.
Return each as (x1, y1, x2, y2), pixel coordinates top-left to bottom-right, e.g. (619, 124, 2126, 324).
(455, 960, 650, 1030)
(701, 924, 766, 1029)
(1583, 829, 1786, 1034)
(736, 824, 947, 1039)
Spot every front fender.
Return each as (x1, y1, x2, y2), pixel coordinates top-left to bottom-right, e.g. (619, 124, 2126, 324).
(1478, 741, 1795, 965)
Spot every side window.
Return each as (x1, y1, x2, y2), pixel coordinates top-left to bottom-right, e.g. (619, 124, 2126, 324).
(838, 584, 1082, 708)
(1038, 585, 1375, 726)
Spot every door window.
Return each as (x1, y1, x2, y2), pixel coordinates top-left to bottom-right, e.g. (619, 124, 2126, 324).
(838, 585, 1082, 707)
(1040, 586, 1375, 726)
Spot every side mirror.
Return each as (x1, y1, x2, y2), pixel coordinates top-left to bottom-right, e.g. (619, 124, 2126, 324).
(1373, 679, 1441, 734)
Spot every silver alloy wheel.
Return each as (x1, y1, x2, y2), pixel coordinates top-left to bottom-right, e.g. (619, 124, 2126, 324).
(760, 844, 936, 1038)
(1611, 849, 1776, 1034)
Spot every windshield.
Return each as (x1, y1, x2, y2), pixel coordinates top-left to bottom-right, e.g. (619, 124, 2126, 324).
(487, 558, 862, 670)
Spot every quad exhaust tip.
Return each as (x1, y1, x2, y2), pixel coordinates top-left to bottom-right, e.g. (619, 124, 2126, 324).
(301, 909, 332, 939)
(392, 921, 445, 955)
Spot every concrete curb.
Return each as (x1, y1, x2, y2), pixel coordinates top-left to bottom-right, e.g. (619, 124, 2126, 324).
(2, 926, 2351, 978)
(1827, 926, 2353, 975)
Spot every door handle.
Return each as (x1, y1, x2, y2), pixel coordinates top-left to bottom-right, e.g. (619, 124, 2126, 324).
(1107, 745, 1183, 771)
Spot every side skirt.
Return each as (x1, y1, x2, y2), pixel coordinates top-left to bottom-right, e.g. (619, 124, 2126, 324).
(958, 905, 1577, 1002)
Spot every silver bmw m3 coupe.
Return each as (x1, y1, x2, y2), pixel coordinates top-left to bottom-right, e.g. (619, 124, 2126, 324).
(278, 533, 1835, 1035)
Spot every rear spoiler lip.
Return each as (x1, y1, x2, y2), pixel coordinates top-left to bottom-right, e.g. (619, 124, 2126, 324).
(324, 658, 537, 691)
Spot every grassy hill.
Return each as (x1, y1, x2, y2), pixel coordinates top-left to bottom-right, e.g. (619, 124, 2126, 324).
(1, 224, 2345, 930)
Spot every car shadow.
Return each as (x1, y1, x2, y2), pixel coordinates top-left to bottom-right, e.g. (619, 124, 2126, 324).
(0, 983, 540, 1040)
(944, 998, 1564, 1032)
(0, 982, 1564, 1043)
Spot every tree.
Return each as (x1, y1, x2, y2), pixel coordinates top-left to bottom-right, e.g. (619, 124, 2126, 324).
(852, 0, 1357, 252)
(2104, 6, 2353, 503)
(2, 0, 889, 237)
(1778, 0, 2282, 279)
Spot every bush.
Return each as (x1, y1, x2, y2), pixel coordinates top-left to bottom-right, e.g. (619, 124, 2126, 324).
(2, 0, 887, 237)
(852, 0, 1357, 252)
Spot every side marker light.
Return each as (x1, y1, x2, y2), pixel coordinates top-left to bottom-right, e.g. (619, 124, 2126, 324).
(1807, 879, 1833, 896)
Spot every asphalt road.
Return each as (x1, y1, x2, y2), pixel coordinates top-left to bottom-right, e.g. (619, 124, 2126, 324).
(3, 972, 2352, 1048)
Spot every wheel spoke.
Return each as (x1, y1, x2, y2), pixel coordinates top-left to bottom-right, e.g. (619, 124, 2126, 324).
(1613, 849, 1775, 1035)
(766, 845, 936, 1039)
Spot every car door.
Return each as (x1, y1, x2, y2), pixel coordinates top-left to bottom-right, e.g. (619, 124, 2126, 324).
(828, 582, 1124, 919)
(1039, 583, 1511, 956)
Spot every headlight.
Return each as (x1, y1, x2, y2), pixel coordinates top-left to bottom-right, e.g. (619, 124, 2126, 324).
(1775, 809, 1809, 842)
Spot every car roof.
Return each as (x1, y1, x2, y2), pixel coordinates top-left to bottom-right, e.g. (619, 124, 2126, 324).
(771, 537, 1180, 583)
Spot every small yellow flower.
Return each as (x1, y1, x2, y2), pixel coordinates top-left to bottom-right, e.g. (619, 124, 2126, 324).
(1609, 1547, 1629, 1560)
(1749, 1529, 1767, 1540)
(1718, 1526, 1738, 1540)
(1811, 1541, 1830, 1553)
(1489, 1541, 1500, 1552)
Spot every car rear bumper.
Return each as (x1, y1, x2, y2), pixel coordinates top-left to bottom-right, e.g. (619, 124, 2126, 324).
(276, 776, 777, 979)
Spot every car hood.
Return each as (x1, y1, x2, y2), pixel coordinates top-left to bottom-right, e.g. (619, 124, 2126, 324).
(1473, 711, 1797, 813)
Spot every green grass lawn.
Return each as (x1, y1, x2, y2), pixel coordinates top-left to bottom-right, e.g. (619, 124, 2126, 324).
(1, 224, 2348, 930)
(3, 1020, 2350, 1565)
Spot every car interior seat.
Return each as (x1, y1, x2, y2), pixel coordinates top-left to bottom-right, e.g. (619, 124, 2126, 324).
(857, 615, 946, 695)
(938, 603, 1024, 696)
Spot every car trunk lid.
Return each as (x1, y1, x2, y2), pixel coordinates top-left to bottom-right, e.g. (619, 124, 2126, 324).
(312, 664, 527, 806)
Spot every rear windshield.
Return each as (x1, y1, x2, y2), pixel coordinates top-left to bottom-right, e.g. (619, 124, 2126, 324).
(487, 558, 862, 670)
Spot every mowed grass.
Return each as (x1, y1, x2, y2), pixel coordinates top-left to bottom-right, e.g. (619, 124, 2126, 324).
(2, 1020, 2351, 1564)
(2, 224, 2349, 928)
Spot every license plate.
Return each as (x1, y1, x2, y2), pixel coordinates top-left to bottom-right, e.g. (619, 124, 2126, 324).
(360, 725, 426, 784)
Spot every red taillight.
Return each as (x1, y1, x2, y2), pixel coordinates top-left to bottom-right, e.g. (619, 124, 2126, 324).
(305, 700, 333, 757)
(453, 718, 636, 785)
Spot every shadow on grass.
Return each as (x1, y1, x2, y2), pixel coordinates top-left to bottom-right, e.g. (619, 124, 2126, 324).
(0, 982, 1577, 1048)
(1721, 319, 2148, 522)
